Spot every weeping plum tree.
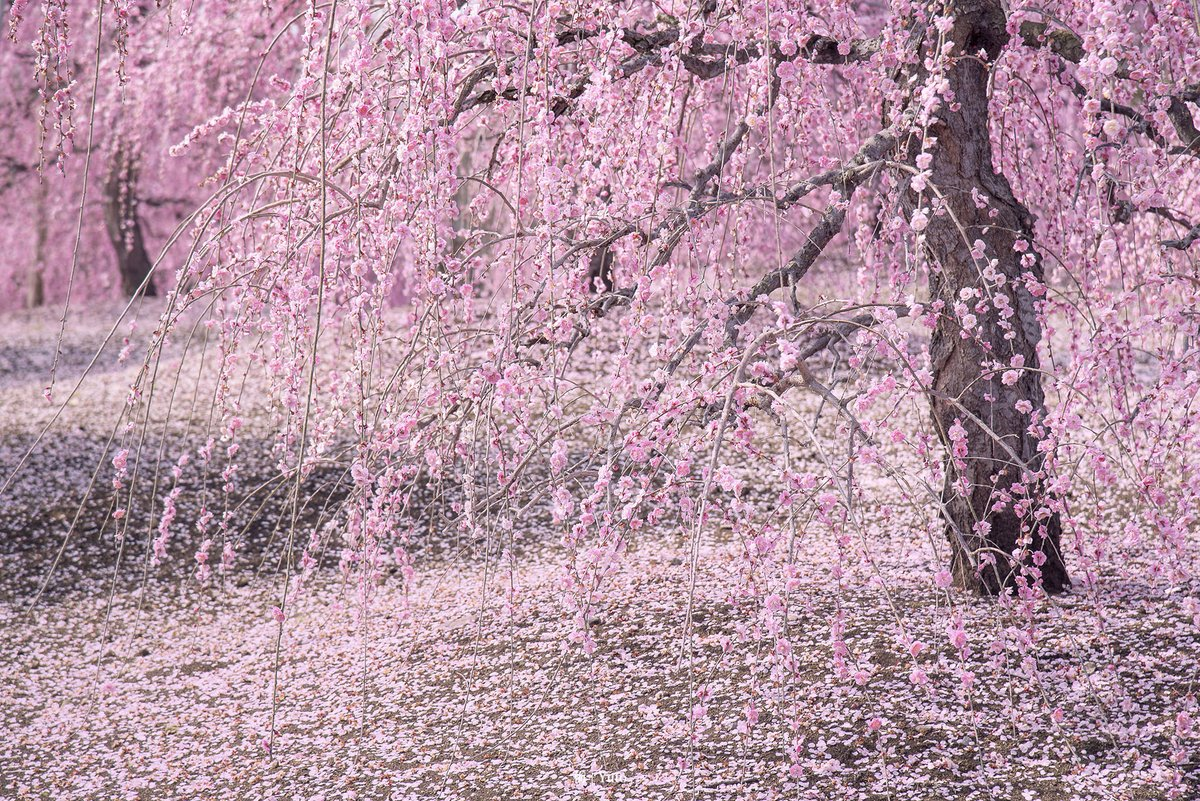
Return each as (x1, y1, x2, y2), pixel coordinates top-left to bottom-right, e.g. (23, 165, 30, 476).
(0, 0, 284, 307)
(7, 0, 1200, 623)
(2, 0, 1200, 787)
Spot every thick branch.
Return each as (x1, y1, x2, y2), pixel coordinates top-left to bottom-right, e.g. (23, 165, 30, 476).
(1165, 97, 1200, 158)
(1163, 222, 1200, 250)
(725, 129, 897, 343)
(1017, 22, 1090, 70)
(453, 25, 881, 121)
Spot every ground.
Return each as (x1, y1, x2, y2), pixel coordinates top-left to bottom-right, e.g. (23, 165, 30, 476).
(1, 306, 1197, 800)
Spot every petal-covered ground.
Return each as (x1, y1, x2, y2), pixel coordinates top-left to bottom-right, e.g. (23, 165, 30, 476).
(3, 531, 1198, 800)
(2, 310, 1198, 801)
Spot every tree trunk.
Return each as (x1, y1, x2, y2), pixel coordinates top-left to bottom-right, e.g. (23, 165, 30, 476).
(104, 143, 156, 298)
(914, 0, 1069, 594)
(26, 178, 47, 309)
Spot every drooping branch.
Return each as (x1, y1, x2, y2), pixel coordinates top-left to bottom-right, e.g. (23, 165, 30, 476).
(724, 129, 897, 344)
(701, 306, 911, 423)
(557, 71, 789, 310)
(591, 128, 903, 423)
(1020, 19, 1200, 159)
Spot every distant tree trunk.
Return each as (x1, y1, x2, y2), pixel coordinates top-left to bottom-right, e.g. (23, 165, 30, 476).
(587, 184, 616, 293)
(26, 178, 47, 309)
(587, 244, 615, 293)
(104, 143, 156, 298)
(913, 0, 1069, 594)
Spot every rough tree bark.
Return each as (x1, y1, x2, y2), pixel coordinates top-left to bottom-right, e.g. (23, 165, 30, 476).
(913, 0, 1070, 594)
(104, 143, 156, 298)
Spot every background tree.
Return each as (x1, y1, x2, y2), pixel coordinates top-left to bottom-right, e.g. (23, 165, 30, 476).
(0, 0, 293, 306)
(103, 139, 155, 296)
